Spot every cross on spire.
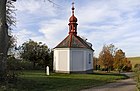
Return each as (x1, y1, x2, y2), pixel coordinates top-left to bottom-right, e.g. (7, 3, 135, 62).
(72, 2, 75, 15)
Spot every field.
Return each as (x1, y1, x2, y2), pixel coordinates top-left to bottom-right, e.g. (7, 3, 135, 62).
(0, 70, 128, 91)
(128, 57, 140, 68)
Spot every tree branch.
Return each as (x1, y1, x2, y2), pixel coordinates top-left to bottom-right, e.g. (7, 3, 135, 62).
(45, 0, 60, 7)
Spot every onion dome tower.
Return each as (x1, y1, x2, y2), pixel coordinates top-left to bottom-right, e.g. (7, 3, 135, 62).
(68, 2, 78, 35)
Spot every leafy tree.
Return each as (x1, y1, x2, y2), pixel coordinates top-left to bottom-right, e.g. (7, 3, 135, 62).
(107, 44, 117, 56)
(123, 58, 132, 72)
(98, 44, 114, 72)
(20, 40, 51, 70)
(126, 60, 132, 71)
(36, 43, 52, 69)
(20, 40, 39, 69)
(98, 44, 132, 72)
(113, 49, 126, 72)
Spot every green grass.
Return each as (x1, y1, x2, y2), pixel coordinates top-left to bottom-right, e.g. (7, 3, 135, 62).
(0, 70, 128, 91)
(128, 57, 140, 68)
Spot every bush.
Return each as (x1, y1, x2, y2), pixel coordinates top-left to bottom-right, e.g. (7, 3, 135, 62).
(7, 56, 23, 70)
(134, 64, 140, 91)
(7, 56, 33, 70)
(19, 60, 33, 70)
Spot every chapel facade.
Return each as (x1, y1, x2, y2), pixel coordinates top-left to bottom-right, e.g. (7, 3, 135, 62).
(53, 3, 94, 73)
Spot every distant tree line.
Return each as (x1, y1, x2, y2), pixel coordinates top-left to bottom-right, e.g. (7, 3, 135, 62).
(93, 44, 132, 72)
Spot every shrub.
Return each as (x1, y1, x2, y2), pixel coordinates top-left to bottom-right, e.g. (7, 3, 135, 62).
(134, 64, 140, 91)
(19, 60, 33, 70)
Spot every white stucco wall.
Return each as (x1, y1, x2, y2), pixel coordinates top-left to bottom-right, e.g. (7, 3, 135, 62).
(70, 48, 93, 72)
(54, 48, 94, 73)
(53, 48, 70, 72)
(70, 49, 84, 71)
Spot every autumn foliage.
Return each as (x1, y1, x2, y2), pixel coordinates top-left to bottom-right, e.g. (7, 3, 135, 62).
(98, 45, 114, 71)
(98, 44, 132, 72)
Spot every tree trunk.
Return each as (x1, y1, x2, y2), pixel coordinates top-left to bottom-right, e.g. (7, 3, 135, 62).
(0, 0, 9, 79)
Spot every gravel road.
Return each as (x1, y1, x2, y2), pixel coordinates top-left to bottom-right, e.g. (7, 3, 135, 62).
(81, 73, 136, 91)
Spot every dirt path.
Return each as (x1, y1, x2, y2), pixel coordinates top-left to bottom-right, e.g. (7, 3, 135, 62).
(81, 73, 136, 91)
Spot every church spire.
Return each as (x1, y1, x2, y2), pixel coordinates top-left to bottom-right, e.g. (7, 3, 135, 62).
(68, 2, 78, 36)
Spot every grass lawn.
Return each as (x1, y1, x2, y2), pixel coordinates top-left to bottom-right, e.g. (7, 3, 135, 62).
(128, 57, 140, 68)
(0, 70, 128, 91)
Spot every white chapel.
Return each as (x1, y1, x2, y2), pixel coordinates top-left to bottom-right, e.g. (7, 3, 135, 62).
(53, 3, 94, 73)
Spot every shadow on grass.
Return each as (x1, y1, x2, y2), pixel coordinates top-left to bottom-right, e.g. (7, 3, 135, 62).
(10, 77, 108, 91)
(92, 72, 130, 79)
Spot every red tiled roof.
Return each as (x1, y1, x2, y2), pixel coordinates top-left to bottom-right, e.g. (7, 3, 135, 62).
(55, 34, 94, 51)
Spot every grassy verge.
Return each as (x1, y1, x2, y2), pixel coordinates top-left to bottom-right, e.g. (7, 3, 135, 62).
(0, 70, 128, 91)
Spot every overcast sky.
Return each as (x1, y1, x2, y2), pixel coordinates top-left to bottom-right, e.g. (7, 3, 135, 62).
(13, 0, 140, 57)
